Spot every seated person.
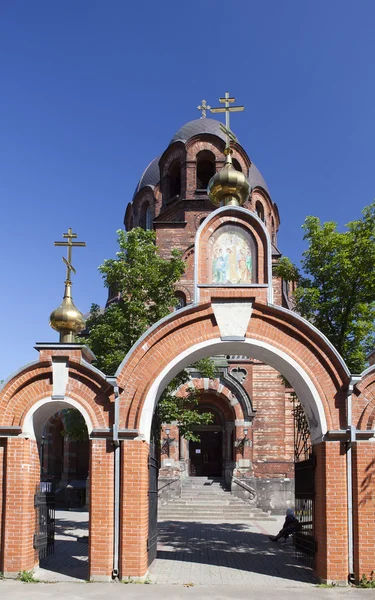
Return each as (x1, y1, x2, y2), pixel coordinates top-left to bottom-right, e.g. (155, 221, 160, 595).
(269, 508, 299, 542)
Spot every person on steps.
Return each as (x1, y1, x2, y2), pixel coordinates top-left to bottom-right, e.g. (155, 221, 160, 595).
(269, 508, 299, 542)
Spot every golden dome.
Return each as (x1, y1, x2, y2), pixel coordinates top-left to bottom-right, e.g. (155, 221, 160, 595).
(208, 150, 251, 207)
(50, 282, 85, 343)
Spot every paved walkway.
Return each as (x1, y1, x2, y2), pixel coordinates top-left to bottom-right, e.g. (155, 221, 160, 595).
(34, 509, 89, 582)
(149, 517, 316, 586)
(34, 511, 315, 587)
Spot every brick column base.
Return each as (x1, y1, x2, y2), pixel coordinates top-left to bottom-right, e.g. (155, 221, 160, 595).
(352, 440, 375, 583)
(3, 438, 40, 577)
(89, 439, 114, 581)
(120, 439, 149, 579)
(314, 441, 348, 584)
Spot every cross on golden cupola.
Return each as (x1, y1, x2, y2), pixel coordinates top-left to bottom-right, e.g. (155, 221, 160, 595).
(210, 91, 244, 150)
(49, 228, 86, 343)
(207, 91, 250, 207)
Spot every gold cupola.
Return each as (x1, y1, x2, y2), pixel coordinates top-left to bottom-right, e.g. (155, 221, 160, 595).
(50, 282, 85, 343)
(207, 91, 251, 207)
(50, 228, 86, 343)
(208, 148, 251, 207)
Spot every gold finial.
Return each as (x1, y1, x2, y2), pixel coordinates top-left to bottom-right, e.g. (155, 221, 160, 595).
(197, 99, 211, 118)
(50, 228, 86, 343)
(210, 91, 244, 150)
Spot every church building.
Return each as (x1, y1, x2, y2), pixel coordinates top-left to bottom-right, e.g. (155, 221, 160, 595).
(120, 109, 297, 513)
(0, 94, 374, 586)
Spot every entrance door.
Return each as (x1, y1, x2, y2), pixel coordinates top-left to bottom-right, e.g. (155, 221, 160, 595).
(190, 431, 222, 477)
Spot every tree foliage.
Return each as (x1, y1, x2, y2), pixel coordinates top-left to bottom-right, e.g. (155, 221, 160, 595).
(84, 228, 186, 374)
(82, 228, 214, 439)
(274, 202, 375, 372)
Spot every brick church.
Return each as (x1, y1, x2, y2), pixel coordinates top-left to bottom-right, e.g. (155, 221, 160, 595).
(120, 112, 297, 512)
(0, 96, 375, 585)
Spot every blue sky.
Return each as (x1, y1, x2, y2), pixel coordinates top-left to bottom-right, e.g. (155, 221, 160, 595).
(0, 0, 374, 379)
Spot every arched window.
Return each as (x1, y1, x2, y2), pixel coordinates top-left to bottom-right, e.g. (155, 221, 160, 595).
(256, 201, 265, 222)
(271, 216, 276, 243)
(140, 202, 152, 230)
(168, 160, 181, 199)
(174, 292, 186, 311)
(232, 158, 242, 172)
(145, 206, 152, 230)
(196, 150, 215, 190)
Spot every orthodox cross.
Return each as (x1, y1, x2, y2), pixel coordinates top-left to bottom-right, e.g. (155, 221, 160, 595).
(54, 228, 86, 283)
(210, 91, 244, 149)
(197, 99, 211, 118)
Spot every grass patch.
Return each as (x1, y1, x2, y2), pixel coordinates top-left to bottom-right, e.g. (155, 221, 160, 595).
(359, 573, 375, 588)
(17, 570, 39, 583)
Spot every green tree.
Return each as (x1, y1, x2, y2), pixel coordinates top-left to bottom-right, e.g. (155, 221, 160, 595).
(274, 202, 375, 372)
(85, 228, 186, 374)
(83, 228, 214, 439)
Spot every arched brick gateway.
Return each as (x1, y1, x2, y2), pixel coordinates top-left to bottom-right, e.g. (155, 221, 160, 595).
(1, 202, 375, 584)
(113, 205, 375, 584)
(0, 344, 115, 581)
(115, 298, 353, 581)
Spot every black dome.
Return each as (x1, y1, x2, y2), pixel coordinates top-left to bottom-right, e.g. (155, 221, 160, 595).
(132, 155, 160, 199)
(132, 119, 270, 198)
(169, 118, 230, 145)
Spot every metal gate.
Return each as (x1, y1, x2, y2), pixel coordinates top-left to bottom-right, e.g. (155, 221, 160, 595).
(147, 440, 158, 565)
(295, 456, 316, 568)
(292, 392, 316, 568)
(34, 482, 55, 559)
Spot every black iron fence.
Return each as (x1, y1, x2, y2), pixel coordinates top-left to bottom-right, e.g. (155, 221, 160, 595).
(34, 482, 55, 559)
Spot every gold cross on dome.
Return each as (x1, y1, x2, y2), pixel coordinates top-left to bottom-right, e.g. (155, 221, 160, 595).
(210, 91, 244, 148)
(197, 99, 211, 118)
(54, 227, 86, 284)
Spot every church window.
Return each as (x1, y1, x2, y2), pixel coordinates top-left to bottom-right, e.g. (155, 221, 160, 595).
(174, 292, 186, 310)
(140, 202, 153, 230)
(168, 160, 181, 199)
(196, 150, 215, 190)
(145, 206, 152, 230)
(256, 201, 265, 222)
(232, 158, 242, 172)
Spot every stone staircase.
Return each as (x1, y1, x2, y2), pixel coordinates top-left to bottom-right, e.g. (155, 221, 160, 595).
(158, 477, 275, 522)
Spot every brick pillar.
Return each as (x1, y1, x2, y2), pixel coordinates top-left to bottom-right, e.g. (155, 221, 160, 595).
(3, 437, 40, 577)
(314, 441, 348, 584)
(0, 439, 6, 571)
(89, 439, 114, 581)
(120, 440, 149, 578)
(352, 440, 375, 582)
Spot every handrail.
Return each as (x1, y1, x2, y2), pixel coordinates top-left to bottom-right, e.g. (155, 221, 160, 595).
(158, 478, 180, 493)
(232, 477, 256, 499)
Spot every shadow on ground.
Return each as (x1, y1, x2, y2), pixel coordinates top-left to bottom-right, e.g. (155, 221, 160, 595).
(153, 520, 317, 584)
(39, 514, 89, 580)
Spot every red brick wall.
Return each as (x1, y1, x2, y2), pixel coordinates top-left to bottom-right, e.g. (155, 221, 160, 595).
(314, 441, 348, 583)
(252, 363, 294, 478)
(0, 439, 6, 571)
(120, 440, 149, 578)
(89, 439, 114, 579)
(3, 438, 40, 576)
(352, 441, 375, 581)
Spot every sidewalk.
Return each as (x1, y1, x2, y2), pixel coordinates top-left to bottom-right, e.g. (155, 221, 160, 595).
(0, 580, 372, 600)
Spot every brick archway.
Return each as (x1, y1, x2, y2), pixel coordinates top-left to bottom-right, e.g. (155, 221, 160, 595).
(115, 300, 353, 582)
(0, 345, 115, 581)
(117, 302, 349, 439)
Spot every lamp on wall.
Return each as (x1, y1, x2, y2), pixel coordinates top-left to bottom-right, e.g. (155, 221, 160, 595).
(235, 427, 249, 456)
(162, 427, 174, 458)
